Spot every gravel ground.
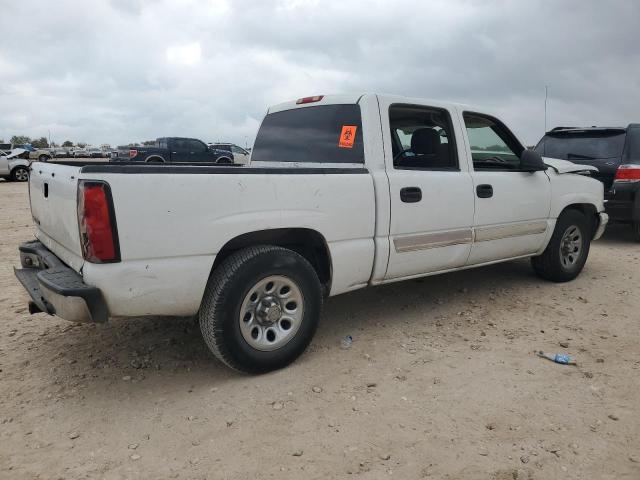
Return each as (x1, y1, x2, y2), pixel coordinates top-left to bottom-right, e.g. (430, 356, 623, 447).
(1, 179, 639, 480)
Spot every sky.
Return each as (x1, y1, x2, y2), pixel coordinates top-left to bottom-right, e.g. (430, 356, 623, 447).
(1, 0, 639, 148)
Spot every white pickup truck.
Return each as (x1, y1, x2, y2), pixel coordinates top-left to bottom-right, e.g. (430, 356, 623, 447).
(15, 94, 608, 373)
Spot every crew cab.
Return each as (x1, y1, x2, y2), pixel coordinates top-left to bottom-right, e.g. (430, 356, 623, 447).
(112, 137, 235, 164)
(15, 94, 607, 373)
(536, 125, 640, 241)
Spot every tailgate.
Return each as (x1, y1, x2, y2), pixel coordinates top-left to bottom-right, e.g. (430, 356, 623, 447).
(29, 162, 85, 272)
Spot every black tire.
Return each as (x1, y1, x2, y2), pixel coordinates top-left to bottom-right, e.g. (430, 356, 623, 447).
(38, 154, 49, 162)
(11, 166, 29, 182)
(531, 209, 591, 282)
(216, 157, 232, 164)
(199, 245, 322, 374)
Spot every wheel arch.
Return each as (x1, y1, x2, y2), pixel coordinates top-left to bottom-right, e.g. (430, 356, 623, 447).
(212, 228, 333, 294)
(216, 156, 233, 164)
(145, 155, 165, 163)
(559, 203, 599, 236)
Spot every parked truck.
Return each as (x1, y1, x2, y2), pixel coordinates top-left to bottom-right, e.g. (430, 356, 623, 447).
(15, 94, 607, 373)
(112, 137, 235, 164)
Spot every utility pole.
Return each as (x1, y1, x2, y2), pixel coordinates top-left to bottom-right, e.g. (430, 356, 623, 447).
(48, 129, 51, 147)
(544, 86, 548, 133)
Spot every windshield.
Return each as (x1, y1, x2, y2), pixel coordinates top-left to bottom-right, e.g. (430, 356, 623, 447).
(536, 132, 626, 159)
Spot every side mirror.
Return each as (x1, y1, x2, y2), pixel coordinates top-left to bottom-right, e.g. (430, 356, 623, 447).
(520, 149, 547, 172)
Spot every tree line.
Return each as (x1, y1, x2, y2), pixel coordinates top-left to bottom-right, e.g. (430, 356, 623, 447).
(1, 136, 86, 148)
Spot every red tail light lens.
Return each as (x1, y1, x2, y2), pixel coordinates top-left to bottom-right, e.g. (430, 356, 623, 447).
(296, 95, 324, 104)
(129, 149, 138, 158)
(78, 181, 120, 263)
(614, 164, 640, 182)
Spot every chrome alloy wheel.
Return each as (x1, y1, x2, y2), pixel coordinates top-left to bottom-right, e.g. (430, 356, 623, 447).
(559, 225, 582, 268)
(239, 275, 304, 351)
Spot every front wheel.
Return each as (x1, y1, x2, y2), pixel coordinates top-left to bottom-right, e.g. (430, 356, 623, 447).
(531, 209, 591, 282)
(11, 166, 29, 182)
(199, 245, 322, 374)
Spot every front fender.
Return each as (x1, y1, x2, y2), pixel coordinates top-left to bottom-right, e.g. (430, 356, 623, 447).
(549, 175, 604, 218)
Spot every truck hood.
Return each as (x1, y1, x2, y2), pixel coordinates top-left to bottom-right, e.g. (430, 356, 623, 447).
(543, 157, 599, 174)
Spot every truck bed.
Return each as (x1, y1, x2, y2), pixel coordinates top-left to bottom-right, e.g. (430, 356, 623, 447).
(27, 161, 376, 317)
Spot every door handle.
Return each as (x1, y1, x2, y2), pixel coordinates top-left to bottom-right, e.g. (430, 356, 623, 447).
(476, 184, 493, 198)
(400, 187, 422, 203)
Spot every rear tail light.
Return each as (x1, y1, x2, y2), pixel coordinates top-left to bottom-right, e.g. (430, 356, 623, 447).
(129, 149, 138, 158)
(614, 164, 640, 182)
(77, 181, 120, 263)
(296, 95, 324, 105)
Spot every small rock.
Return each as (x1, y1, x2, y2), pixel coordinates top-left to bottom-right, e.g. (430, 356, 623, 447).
(485, 423, 496, 431)
(68, 432, 80, 440)
(608, 414, 619, 421)
(292, 450, 303, 457)
(128, 443, 138, 450)
(272, 401, 283, 410)
(226, 420, 234, 427)
(312, 386, 323, 393)
(584, 372, 594, 379)
(559, 341, 569, 348)
(130, 454, 141, 461)
(210, 387, 218, 393)
(130, 359, 142, 369)
(629, 456, 640, 463)
(433, 377, 441, 385)
(520, 455, 529, 464)
(596, 358, 605, 363)
(122, 375, 131, 381)
(379, 453, 391, 461)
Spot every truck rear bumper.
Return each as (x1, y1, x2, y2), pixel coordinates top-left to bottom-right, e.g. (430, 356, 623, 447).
(14, 240, 108, 323)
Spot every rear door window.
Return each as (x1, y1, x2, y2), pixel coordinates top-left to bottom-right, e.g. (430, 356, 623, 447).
(251, 104, 364, 163)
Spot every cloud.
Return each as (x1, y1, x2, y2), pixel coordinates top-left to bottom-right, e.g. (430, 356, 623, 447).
(0, 0, 638, 147)
(166, 42, 202, 66)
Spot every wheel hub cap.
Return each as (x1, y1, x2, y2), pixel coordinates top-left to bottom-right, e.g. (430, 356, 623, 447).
(256, 297, 282, 325)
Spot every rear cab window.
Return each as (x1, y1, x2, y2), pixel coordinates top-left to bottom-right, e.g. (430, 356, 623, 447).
(251, 104, 364, 164)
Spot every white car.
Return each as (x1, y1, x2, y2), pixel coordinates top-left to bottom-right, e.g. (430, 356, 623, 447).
(0, 150, 30, 181)
(15, 93, 607, 373)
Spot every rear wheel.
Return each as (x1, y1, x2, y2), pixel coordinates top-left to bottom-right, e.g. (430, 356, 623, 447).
(38, 154, 49, 162)
(216, 157, 233, 164)
(199, 245, 322, 374)
(531, 209, 591, 282)
(11, 166, 29, 182)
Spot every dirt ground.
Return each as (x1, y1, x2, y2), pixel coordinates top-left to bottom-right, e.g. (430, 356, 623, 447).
(0, 179, 638, 480)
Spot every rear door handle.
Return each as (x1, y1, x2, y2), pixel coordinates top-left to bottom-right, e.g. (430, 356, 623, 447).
(476, 184, 493, 198)
(400, 187, 422, 203)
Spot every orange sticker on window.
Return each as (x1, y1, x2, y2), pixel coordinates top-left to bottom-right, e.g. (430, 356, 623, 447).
(338, 125, 357, 148)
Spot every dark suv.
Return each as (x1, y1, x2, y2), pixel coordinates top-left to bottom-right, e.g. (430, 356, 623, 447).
(536, 125, 640, 241)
